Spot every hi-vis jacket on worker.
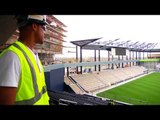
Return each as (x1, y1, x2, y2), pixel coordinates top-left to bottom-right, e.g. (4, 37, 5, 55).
(0, 15, 50, 105)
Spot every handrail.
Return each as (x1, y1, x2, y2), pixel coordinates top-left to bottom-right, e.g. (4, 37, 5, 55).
(68, 76, 88, 93)
(44, 60, 139, 72)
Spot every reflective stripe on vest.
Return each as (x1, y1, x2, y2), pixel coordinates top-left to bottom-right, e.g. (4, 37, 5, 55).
(12, 43, 47, 105)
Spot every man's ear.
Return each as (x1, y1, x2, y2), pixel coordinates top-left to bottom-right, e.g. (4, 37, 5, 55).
(32, 23, 38, 31)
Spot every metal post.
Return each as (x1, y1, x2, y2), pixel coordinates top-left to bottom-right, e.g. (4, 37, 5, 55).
(80, 46, 82, 74)
(98, 49, 101, 71)
(76, 46, 78, 74)
(94, 50, 97, 71)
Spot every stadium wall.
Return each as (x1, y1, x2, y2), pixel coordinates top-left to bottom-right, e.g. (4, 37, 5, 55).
(45, 68, 65, 91)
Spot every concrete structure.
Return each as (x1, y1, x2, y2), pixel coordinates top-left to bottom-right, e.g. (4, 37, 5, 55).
(70, 38, 159, 74)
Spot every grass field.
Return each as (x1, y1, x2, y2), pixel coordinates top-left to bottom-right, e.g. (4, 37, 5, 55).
(139, 58, 160, 62)
(96, 72, 160, 105)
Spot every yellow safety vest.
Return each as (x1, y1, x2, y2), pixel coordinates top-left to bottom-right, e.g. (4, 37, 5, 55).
(0, 41, 49, 105)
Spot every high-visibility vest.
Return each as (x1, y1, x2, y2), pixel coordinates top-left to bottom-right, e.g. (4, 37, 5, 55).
(0, 41, 49, 105)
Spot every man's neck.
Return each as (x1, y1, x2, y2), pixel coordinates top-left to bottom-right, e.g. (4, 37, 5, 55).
(18, 39, 35, 50)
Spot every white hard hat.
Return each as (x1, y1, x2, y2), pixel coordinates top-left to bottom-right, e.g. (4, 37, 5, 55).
(16, 15, 48, 28)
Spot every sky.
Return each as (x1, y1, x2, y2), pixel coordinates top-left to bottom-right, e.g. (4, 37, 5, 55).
(54, 15, 160, 58)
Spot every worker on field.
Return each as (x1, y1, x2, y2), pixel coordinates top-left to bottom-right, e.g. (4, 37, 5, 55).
(0, 15, 50, 105)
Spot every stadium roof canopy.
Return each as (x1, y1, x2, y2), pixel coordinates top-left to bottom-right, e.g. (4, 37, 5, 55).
(70, 37, 160, 52)
(70, 37, 102, 47)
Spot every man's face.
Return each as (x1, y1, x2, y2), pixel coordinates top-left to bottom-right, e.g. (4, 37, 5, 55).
(35, 24, 45, 44)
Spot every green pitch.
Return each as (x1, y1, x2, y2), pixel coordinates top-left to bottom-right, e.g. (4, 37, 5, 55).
(139, 59, 160, 62)
(96, 72, 160, 105)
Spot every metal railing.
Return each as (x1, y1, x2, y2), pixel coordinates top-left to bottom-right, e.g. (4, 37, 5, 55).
(44, 60, 139, 72)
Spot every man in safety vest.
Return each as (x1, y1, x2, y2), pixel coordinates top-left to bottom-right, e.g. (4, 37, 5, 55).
(0, 15, 50, 105)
